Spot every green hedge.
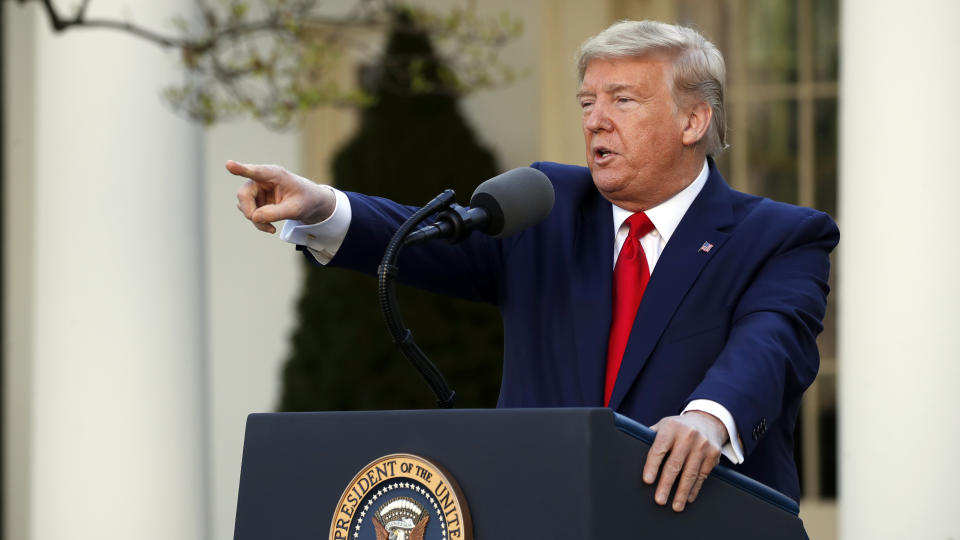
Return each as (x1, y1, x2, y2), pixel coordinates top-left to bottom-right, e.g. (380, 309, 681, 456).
(279, 14, 505, 412)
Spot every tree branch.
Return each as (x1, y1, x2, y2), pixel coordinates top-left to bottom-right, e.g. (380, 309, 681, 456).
(76, 0, 91, 19)
(27, 0, 380, 51)
(62, 17, 188, 47)
(35, 0, 184, 47)
(12, 0, 523, 128)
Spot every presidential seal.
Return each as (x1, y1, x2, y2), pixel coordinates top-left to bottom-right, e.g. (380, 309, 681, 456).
(330, 454, 472, 540)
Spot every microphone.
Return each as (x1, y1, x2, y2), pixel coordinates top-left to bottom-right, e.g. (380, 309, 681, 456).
(404, 167, 555, 245)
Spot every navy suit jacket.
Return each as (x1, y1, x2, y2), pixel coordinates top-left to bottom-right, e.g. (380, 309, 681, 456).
(325, 158, 839, 501)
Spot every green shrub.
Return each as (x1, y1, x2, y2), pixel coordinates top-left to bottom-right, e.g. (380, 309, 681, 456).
(279, 13, 504, 412)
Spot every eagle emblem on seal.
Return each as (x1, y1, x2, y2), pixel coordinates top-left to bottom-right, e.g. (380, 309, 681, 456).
(329, 454, 472, 540)
(373, 496, 429, 540)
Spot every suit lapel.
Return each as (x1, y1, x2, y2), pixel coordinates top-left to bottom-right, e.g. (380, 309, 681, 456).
(568, 191, 615, 406)
(608, 165, 737, 410)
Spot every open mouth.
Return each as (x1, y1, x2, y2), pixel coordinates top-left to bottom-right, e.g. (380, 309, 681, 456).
(594, 147, 615, 161)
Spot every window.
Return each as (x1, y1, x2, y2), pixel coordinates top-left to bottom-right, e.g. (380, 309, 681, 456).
(666, 0, 841, 503)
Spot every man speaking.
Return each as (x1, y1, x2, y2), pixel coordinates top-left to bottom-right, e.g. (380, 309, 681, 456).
(229, 20, 838, 512)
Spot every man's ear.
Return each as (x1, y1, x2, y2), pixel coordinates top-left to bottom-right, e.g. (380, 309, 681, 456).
(681, 100, 712, 147)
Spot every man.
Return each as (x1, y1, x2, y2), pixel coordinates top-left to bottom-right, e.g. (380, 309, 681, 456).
(230, 20, 838, 512)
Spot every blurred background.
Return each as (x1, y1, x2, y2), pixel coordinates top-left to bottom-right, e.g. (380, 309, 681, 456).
(3, 0, 958, 539)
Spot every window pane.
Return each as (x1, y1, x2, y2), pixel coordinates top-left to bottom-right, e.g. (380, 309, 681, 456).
(744, 0, 799, 84)
(815, 98, 838, 218)
(677, 0, 730, 54)
(813, 0, 840, 80)
(747, 100, 798, 203)
(714, 151, 734, 183)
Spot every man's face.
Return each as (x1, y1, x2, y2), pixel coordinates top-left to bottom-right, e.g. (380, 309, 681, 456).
(578, 55, 694, 210)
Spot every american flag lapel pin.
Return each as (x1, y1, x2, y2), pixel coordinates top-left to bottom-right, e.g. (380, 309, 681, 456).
(698, 241, 714, 254)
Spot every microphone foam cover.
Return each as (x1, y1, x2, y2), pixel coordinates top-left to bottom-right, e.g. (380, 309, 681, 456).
(470, 167, 555, 237)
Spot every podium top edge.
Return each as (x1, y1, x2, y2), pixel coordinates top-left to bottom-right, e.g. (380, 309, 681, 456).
(243, 407, 799, 517)
(246, 407, 612, 417)
(613, 413, 800, 516)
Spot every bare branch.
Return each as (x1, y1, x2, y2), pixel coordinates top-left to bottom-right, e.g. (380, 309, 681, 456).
(76, 0, 91, 20)
(27, 0, 381, 50)
(62, 17, 187, 47)
(13, 0, 524, 128)
(35, 0, 185, 47)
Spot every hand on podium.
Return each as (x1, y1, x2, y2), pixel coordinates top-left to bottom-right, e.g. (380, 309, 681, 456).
(644, 411, 727, 513)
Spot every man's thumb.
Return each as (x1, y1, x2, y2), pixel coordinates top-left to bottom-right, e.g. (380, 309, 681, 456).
(251, 202, 292, 224)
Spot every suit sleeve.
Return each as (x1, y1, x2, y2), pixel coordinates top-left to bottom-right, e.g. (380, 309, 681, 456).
(322, 191, 506, 305)
(685, 209, 839, 457)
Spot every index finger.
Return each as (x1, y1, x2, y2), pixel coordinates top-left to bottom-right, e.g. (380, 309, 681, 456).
(225, 160, 277, 184)
(642, 429, 675, 485)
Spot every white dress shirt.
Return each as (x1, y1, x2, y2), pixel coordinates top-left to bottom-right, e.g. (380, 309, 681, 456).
(280, 185, 351, 264)
(610, 159, 743, 464)
(281, 159, 744, 463)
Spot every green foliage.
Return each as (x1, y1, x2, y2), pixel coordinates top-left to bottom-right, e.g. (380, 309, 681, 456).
(161, 0, 524, 129)
(24, 0, 524, 128)
(279, 14, 504, 412)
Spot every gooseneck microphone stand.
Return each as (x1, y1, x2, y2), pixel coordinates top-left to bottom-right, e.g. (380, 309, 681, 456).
(377, 168, 553, 409)
(377, 189, 460, 409)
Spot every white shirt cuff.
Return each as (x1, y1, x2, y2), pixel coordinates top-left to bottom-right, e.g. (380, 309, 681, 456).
(683, 399, 745, 464)
(278, 186, 352, 265)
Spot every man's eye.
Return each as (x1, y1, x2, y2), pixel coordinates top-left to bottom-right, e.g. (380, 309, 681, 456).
(580, 101, 594, 110)
(617, 97, 632, 104)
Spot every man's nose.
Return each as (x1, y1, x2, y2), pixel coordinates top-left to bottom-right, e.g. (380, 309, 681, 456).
(584, 103, 612, 132)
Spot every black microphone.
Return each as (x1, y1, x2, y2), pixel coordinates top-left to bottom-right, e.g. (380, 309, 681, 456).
(404, 167, 555, 246)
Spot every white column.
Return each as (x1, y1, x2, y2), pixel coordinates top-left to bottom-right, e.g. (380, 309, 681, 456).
(4, 4, 39, 540)
(839, 1, 960, 538)
(204, 121, 303, 540)
(28, 1, 208, 538)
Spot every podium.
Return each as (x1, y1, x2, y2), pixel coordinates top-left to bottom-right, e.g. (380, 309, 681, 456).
(234, 408, 805, 539)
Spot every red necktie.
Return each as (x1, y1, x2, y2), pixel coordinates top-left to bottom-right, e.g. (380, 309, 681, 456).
(604, 212, 655, 406)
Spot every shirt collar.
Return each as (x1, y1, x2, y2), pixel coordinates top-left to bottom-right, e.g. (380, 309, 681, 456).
(611, 158, 710, 243)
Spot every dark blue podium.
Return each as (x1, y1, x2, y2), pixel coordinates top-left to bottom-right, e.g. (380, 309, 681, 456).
(234, 408, 805, 539)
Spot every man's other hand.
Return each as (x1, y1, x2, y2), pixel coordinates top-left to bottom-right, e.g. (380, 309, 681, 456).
(228, 160, 335, 234)
(643, 411, 727, 512)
